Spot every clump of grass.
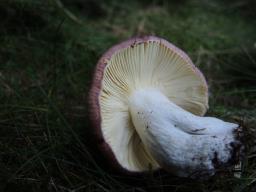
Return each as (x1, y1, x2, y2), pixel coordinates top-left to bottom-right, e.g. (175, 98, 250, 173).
(0, 0, 256, 191)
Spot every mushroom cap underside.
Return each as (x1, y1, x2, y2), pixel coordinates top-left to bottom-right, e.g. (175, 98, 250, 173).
(89, 36, 208, 173)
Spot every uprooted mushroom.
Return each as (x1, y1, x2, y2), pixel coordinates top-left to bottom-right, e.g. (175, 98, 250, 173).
(89, 36, 243, 178)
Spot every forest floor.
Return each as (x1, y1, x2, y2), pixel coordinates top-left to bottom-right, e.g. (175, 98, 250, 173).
(0, 0, 256, 191)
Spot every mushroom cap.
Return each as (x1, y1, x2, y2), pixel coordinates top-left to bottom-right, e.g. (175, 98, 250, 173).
(89, 36, 208, 173)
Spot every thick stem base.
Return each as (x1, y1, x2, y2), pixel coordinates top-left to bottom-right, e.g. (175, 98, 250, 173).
(129, 89, 243, 178)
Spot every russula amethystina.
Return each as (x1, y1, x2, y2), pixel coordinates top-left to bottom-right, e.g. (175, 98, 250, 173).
(89, 36, 242, 178)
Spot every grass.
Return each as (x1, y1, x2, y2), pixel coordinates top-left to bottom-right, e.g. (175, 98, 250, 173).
(0, 0, 255, 191)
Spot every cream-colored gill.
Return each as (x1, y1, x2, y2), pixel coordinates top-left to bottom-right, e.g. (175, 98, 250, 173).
(99, 41, 207, 171)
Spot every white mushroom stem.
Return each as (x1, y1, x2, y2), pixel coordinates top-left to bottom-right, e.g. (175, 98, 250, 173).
(129, 89, 241, 178)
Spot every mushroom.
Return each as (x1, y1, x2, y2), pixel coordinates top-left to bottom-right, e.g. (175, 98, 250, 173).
(89, 36, 243, 178)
